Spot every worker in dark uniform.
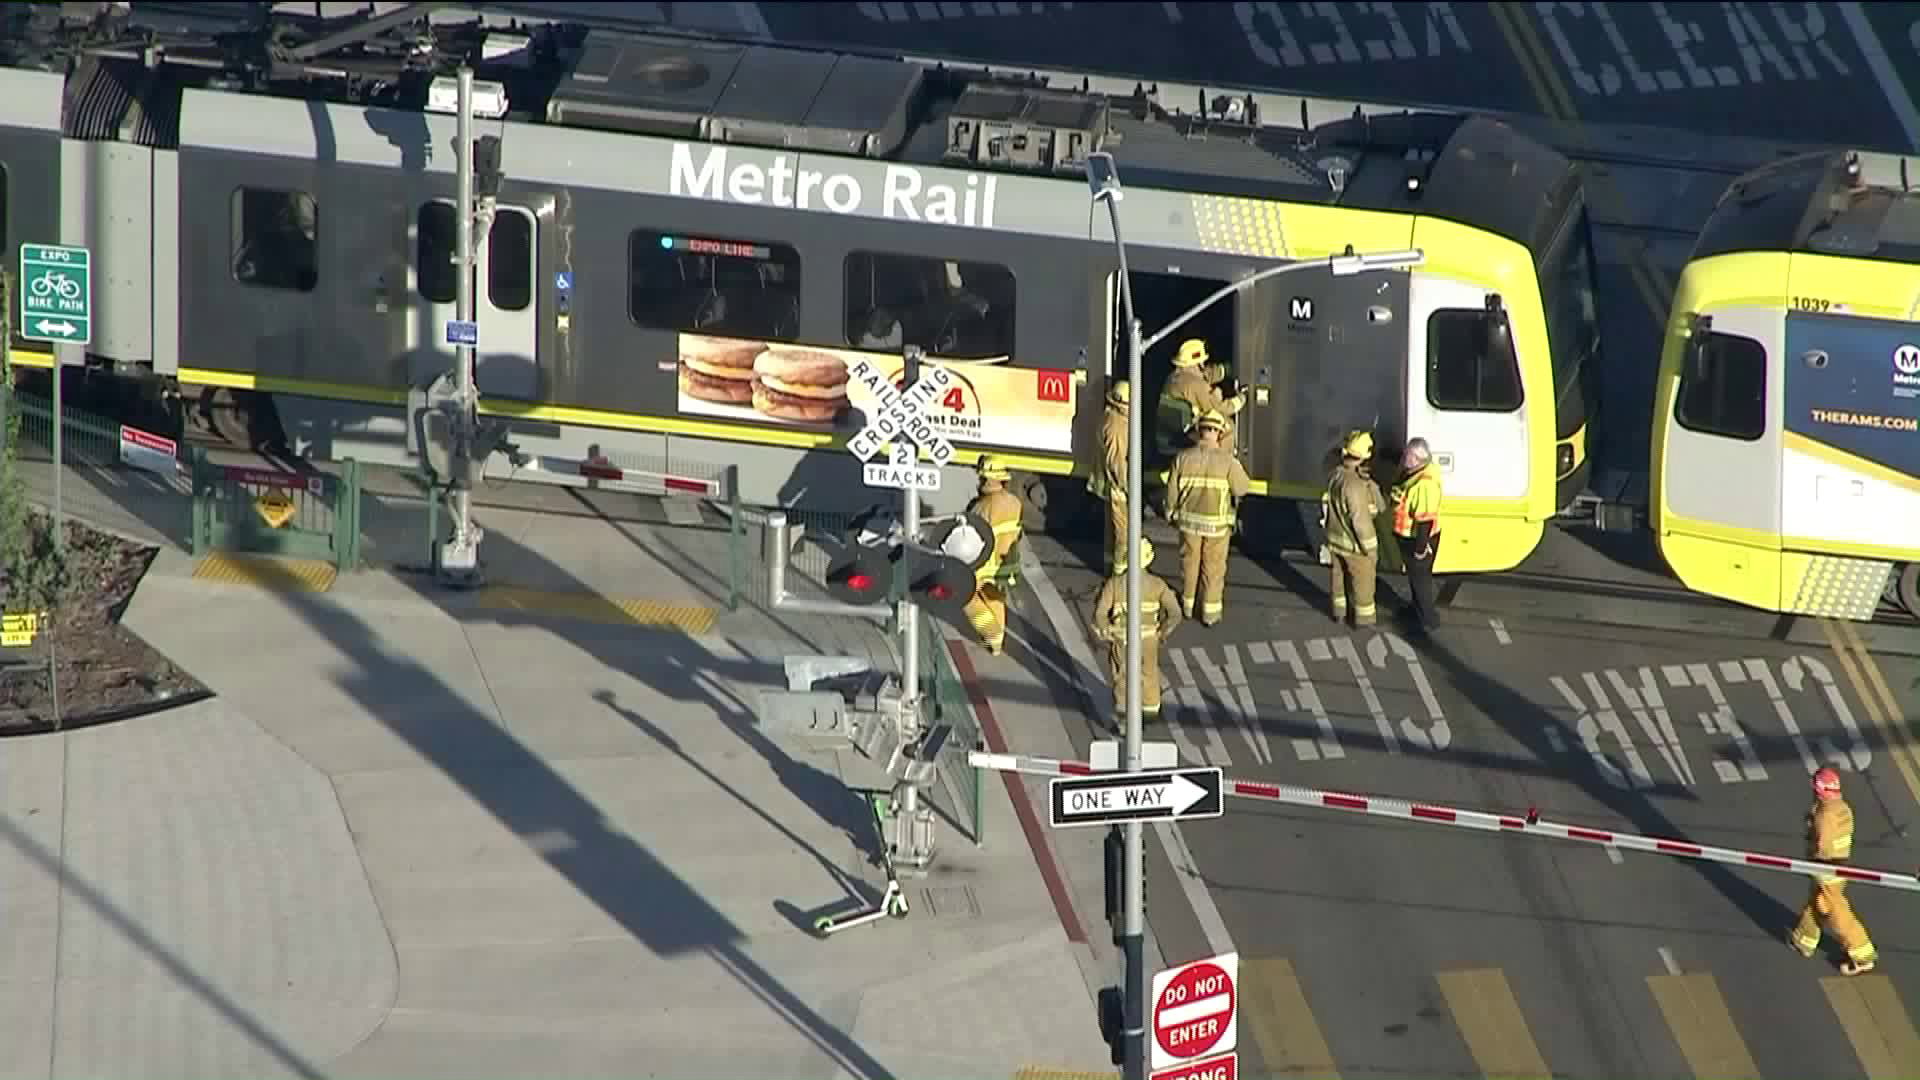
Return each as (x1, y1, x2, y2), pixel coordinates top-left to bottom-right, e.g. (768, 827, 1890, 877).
(1792, 767, 1879, 975)
(1088, 382, 1130, 571)
(1165, 409, 1251, 626)
(1087, 538, 1183, 727)
(1390, 437, 1444, 633)
(1322, 429, 1383, 627)
(1156, 338, 1246, 462)
(961, 455, 1024, 655)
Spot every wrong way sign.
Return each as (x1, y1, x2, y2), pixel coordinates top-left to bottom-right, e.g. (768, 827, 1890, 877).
(1150, 952, 1238, 1072)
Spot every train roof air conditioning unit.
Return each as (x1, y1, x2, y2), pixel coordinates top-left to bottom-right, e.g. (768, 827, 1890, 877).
(944, 86, 1108, 175)
(545, 31, 920, 157)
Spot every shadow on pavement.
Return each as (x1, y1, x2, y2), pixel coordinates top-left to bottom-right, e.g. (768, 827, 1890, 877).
(251, 561, 899, 1079)
(0, 815, 328, 1080)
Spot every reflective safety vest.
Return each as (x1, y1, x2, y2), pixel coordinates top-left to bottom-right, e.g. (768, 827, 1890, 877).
(1087, 406, 1129, 500)
(970, 488, 1025, 585)
(1391, 465, 1443, 538)
(1166, 444, 1252, 538)
(1808, 798, 1855, 884)
(1089, 573, 1183, 642)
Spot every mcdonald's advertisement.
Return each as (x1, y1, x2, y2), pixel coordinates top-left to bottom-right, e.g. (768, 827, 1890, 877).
(673, 333, 1078, 451)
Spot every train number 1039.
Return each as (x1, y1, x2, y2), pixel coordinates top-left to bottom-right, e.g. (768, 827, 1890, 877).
(1792, 296, 1834, 313)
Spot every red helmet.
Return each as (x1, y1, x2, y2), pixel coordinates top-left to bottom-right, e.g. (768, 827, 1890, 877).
(1813, 767, 1843, 798)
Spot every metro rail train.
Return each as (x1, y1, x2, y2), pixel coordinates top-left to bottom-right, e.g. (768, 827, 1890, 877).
(0, 3, 1599, 578)
(1652, 148, 1920, 623)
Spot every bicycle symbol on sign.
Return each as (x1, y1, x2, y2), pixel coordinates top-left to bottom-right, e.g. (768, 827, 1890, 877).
(29, 272, 81, 302)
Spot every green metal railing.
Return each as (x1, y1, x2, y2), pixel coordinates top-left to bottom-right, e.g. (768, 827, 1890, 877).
(190, 451, 364, 571)
(922, 608, 986, 846)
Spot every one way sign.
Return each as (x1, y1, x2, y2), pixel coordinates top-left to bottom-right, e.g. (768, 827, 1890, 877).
(1049, 768, 1224, 828)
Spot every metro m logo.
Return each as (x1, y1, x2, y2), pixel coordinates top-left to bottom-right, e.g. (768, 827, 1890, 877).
(1037, 369, 1071, 403)
(1289, 297, 1314, 321)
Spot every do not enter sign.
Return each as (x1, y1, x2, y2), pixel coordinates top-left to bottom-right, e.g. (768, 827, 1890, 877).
(1150, 952, 1239, 1071)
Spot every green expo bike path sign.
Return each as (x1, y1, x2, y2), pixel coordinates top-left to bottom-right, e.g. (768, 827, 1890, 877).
(18, 243, 92, 346)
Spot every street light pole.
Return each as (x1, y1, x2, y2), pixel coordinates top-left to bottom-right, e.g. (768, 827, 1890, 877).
(1084, 151, 1423, 1080)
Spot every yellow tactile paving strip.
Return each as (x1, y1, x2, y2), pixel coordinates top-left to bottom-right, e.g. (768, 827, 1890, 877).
(1011, 1069, 1117, 1080)
(474, 585, 717, 634)
(192, 553, 338, 592)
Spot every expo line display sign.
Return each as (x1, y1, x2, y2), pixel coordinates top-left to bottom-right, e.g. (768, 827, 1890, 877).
(671, 332, 1077, 453)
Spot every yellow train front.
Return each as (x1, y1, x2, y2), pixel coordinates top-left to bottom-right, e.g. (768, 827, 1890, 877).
(1653, 149, 1920, 621)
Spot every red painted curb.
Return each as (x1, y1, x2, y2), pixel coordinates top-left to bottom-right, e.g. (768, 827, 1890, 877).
(946, 636, 1090, 946)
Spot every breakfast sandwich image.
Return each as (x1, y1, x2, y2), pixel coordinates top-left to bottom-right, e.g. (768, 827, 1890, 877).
(750, 347, 851, 423)
(677, 335, 766, 405)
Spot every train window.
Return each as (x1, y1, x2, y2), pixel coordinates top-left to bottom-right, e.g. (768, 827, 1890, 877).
(628, 229, 801, 341)
(1676, 331, 1766, 441)
(843, 251, 1015, 359)
(1542, 213, 1600, 399)
(487, 211, 532, 313)
(416, 202, 458, 304)
(1427, 309, 1522, 412)
(231, 187, 318, 293)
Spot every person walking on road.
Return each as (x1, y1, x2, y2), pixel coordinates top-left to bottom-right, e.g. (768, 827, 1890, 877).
(1391, 437, 1444, 633)
(1165, 409, 1251, 626)
(1792, 767, 1879, 975)
(1155, 338, 1246, 461)
(962, 455, 1025, 656)
(1087, 538, 1182, 728)
(1323, 429, 1383, 627)
(1088, 381, 1130, 571)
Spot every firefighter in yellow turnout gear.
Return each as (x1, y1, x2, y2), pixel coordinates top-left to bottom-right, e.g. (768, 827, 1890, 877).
(962, 455, 1024, 655)
(1165, 410, 1251, 626)
(1156, 339, 1247, 460)
(1087, 382, 1131, 571)
(1791, 767, 1879, 975)
(1087, 538, 1183, 725)
(1323, 430, 1383, 627)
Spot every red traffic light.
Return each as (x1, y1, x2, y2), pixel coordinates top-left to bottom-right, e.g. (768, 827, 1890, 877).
(826, 545, 894, 606)
(846, 573, 875, 591)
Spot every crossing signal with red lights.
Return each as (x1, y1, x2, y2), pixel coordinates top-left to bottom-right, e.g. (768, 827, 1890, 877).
(823, 507, 995, 622)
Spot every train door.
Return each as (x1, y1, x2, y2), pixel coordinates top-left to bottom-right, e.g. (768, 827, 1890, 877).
(408, 200, 539, 399)
(1110, 268, 1238, 475)
(1403, 275, 1529, 503)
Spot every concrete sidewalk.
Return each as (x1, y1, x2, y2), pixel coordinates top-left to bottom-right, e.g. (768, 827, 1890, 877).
(0, 513, 1114, 1078)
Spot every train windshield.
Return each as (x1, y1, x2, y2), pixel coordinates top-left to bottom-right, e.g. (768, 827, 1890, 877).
(1541, 206, 1600, 403)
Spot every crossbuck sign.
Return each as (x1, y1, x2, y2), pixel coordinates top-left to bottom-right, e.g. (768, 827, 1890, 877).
(848, 357, 956, 491)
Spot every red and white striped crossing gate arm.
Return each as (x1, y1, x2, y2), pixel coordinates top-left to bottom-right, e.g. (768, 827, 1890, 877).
(968, 752, 1920, 895)
(531, 454, 721, 498)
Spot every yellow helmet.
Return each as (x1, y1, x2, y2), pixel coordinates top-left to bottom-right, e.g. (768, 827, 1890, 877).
(1113, 537, 1156, 574)
(1194, 409, 1229, 433)
(1173, 339, 1210, 368)
(978, 455, 1011, 482)
(1343, 430, 1374, 458)
(1106, 381, 1130, 407)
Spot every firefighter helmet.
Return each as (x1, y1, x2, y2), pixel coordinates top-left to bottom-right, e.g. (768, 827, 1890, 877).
(978, 455, 1012, 482)
(1343, 430, 1374, 459)
(1814, 767, 1843, 798)
(1106, 381, 1130, 407)
(1113, 537, 1156, 574)
(1173, 339, 1210, 368)
(1194, 409, 1229, 434)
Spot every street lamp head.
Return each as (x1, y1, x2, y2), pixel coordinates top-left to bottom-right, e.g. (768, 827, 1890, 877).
(1085, 151, 1123, 203)
(1329, 247, 1425, 277)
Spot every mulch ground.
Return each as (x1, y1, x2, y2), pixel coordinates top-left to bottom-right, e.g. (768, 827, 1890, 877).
(0, 514, 208, 733)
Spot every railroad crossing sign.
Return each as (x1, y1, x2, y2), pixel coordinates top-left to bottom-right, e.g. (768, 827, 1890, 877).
(1048, 767, 1224, 828)
(864, 438, 941, 491)
(1151, 952, 1239, 1074)
(847, 356, 956, 477)
(18, 243, 92, 345)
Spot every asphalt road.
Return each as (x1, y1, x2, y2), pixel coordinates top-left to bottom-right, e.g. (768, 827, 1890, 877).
(1022, 525, 1920, 1079)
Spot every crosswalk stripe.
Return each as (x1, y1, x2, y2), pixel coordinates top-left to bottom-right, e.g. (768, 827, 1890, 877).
(1243, 956, 1340, 1080)
(1646, 974, 1760, 1079)
(1823, 976, 1920, 1080)
(1435, 969, 1551, 1080)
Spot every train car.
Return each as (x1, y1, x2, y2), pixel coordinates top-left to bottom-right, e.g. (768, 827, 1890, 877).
(1653, 148, 1920, 621)
(2, 8, 1600, 575)
(0, 65, 63, 338)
